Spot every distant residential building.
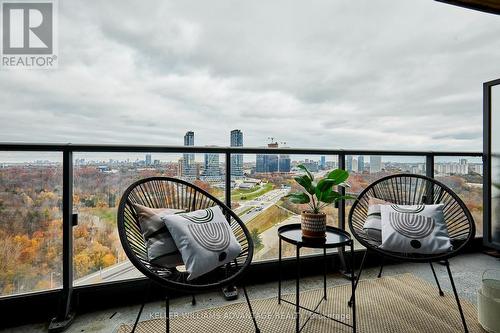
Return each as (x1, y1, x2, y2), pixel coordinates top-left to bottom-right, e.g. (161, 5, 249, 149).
(230, 129, 244, 178)
(358, 156, 365, 173)
(183, 131, 196, 179)
(279, 154, 291, 173)
(326, 161, 337, 169)
(302, 161, 319, 173)
(435, 162, 468, 175)
(97, 165, 111, 173)
(410, 165, 422, 174)
(145, 154, 152, 166)
(410, 163, 425, 175)
(469, 164, 483, 175)
(346, 155, 353, 172)
(370, 156, 382, 173)
(352, 158, 358, 173)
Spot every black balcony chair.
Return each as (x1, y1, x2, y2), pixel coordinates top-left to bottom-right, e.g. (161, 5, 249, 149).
(348, 174, 475, 333)
(117, 177, 260, 333)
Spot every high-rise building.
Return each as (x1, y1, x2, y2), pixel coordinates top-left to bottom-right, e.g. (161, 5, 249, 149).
(177, 158, 184, 177)
(267, 155, 279, 172)
(145, 154, 152, 166)
(256, 142, 279, 173)
(256, 154, 266, 173)
(358, 156, 364, 173)
(184, 131, 194, 146)
(183, 131, 196, 179)
(346, 155, 353, 172)
(370, 156, 382, 173)
(202, 151, 221, 181)
(230, 129, 244, 178)
(279, 154, 291, 173)
(320, 156, 326, 170)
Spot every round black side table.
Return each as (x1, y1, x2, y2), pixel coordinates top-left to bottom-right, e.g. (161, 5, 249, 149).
(277, 223, 356, 333)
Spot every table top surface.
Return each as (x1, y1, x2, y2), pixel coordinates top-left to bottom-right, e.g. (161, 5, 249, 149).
(277, 223, 352, 248)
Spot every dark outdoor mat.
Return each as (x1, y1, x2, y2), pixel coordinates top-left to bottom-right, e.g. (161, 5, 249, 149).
(116, 273, 485, 333)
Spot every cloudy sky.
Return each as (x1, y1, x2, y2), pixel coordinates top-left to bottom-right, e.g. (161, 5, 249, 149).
(1, 0, 500, 152)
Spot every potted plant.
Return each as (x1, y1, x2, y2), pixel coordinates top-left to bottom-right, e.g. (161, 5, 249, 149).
(286, 164, 354, 239)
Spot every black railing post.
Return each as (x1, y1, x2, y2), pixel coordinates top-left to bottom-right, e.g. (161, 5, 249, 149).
(426, 154, 435, 178)
(225, 152, 231, 208)
(49, 148, 75, 331)
(337, 152, 351, 279)
(338, 152, 346, 230)
(425, 154, 435, 205)
(222, 151, 239, 301)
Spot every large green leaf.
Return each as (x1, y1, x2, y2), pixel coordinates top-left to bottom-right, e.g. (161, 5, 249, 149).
(286, 192, 310, 204)
(327, 169, 349, 185)
(297, 164, 314, 181)
(294, 175, 315, 194)
(316, 178, 337, 192)
(317, 191, 342, 204)
(317, 191, 356, 204)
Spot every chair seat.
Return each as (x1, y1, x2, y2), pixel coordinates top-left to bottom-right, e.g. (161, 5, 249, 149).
(117, 177, 254, 293)
(349, 174, 475, 262)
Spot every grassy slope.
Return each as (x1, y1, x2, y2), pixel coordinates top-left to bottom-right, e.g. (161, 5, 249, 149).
(245, 201, 293, 234)
(231, 183, 274, 201)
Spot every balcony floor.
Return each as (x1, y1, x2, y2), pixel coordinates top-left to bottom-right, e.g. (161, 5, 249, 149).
(2, 252, 498, 333)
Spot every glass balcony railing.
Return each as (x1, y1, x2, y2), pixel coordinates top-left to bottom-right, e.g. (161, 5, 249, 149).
(0, 144, 483, 300)
(0, 151, 63, 297)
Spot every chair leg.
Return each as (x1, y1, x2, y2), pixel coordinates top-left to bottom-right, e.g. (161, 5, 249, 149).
(191, 294, 196, 306)
(429, 262, 445, 296)
(165, 295, 170, 333)
(445, 260, 468, 333)
(131, 282, 150, 333)
(242, 285, 260, 333)
(348, 250, 368, 307)
(377, 258, 384, 278)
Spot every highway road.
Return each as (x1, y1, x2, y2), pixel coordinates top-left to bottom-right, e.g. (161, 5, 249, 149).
(234, 188, 290, 223)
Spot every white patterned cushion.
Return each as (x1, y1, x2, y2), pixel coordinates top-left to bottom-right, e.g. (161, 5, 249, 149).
(379, 204, 452, 254)
(162, 206, 241, 281)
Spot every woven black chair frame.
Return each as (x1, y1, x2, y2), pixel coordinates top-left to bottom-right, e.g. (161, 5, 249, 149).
(348, 174, 475, 333)
(117, 177, 260, 333)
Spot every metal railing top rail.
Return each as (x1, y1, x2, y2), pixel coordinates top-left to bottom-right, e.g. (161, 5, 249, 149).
(0, 142, 483, 156)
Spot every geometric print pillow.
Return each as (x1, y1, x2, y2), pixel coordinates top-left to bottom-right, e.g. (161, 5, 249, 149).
(133, 204, 185, 268)
(379, 204, 452, 254)
(162, 206, 242, 281)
